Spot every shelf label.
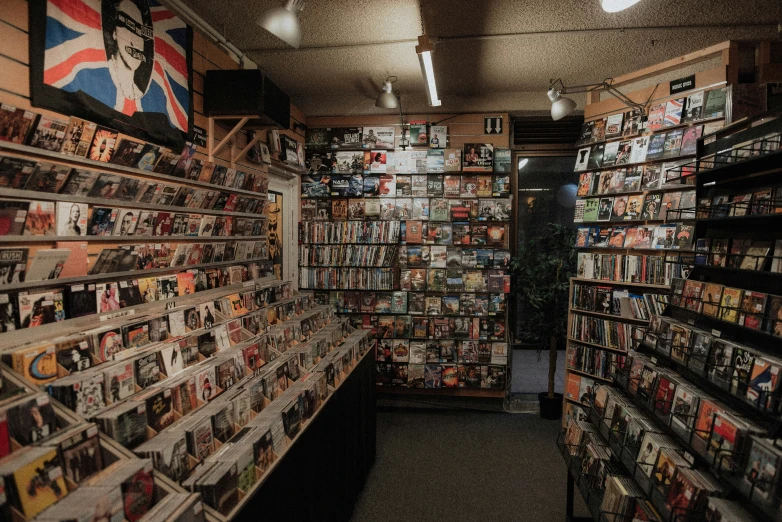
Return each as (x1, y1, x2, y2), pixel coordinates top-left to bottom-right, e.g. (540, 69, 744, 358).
(687, 319, 695, 325)
(100, 309, 135, 321)
(165, 301, 176, 310)
(683, 452, 695, 465)
(711, 329, 721, 338)
(670, 75, 696, 94)
(192, 126, 207, 148)
(650, 357, 657, 365)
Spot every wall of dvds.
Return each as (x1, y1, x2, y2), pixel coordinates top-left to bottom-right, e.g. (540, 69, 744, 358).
(560, 41, 782, 522)
(566, 72, 731, 425)
(301, 115, 513, 396)
(0, 4, 382, 522)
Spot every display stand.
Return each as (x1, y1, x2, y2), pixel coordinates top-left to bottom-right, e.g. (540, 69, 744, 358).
(299, 128, 512, 397)
(231, 349, 376, 521)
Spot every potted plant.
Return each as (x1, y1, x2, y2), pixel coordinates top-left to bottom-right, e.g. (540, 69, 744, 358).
(511, 223, 576, 419)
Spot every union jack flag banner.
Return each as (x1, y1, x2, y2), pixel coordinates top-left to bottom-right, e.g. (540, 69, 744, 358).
(30, 0, 193, 148)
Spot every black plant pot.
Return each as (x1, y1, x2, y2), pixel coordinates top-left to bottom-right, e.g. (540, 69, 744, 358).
(539, 392, 563, 420)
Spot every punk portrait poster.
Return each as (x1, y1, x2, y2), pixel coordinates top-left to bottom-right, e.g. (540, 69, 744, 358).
(29, 0, 193, 148)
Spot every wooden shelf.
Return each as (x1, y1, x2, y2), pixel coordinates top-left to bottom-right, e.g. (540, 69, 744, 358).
(564, 367, 614, 383)
(576, 183, 696, 200)
(0, 141, 269, 199)
(377, 386, 505, 398)
(566, 337, 629, 354)
(576, 116, 726, 149)
(575, 153, 696, 174)
(571, 278, 670, 290)
(0, 187, 268, 220)
(569, 308, 650, 323)
(0, 234, 267, 244)
(0, 255, 270, 292)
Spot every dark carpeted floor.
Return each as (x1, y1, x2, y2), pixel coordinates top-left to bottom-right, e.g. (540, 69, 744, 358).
(350, 408, 589, 522)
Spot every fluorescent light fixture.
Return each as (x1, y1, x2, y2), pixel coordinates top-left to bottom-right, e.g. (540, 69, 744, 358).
(601, 0, 642, 12)
(518, 158, 529, 170)
(416, 36, 441, 107)
(547, 87, 577, 121)
(257, 0, 306, 48)
(376, 77, 399, 109)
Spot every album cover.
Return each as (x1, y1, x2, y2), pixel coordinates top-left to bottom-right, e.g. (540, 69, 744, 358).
(84, 126, 118, 162)
(591, 119, 606, 142)
(136, 143, 165, 171)
(22, 200, 55, 236)
(463, 144, 493, 171)
(602, 141, 619, 166)
(6, 396, 57, 445)
(703, 88, 727, 118)
(683, 91, 704, 122)
(26, 115, 67, 152)
(6, 446, 67, 518)
(362, 127, 395, 149)
(574, 147, 590, 171)
(664, 98, 684, 127)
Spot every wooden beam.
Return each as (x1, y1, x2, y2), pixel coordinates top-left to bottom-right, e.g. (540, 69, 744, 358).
(210, 117, 249, 162)
(232, 133, 264, 166)
(610, 40, 733, 88)
(207, 117, 215, 162)
(722, 43, 740, 86)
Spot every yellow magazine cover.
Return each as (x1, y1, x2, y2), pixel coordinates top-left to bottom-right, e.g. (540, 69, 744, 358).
(14, 447, 67, 518)
(228, 293, 248, 317)
(12, 344, 57, 385)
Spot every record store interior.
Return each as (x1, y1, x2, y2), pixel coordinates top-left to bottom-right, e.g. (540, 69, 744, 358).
(0, 0, 781, 521)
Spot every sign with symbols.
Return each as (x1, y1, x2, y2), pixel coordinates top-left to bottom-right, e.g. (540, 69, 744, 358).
(484, 116, 503, 134)
(192, 125, 207, 148)
(670, 74, 696, 95)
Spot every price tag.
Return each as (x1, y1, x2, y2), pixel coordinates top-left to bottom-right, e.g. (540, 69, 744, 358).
(650, 357, 657, 365)
(711, 329, 721, 338)
(683, 452, 695, 465)
(165, 301, 176, 310)
(687, 319, 695, 325)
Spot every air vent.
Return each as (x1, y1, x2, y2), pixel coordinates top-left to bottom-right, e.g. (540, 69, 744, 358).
(512, 115, 583, 149)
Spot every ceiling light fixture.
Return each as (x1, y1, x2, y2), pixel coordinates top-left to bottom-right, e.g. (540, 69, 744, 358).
(376, 76, 399, 109)
(415, 35, 441, 107)
(601, 0, 643, 12)
(256, 0, 306, 49)
(547, 78, 645, 121)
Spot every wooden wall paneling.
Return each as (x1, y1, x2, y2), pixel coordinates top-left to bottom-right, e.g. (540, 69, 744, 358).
(0, 56, 29, 98)
(583, 67, 728, 120)
(0, 22, 28, 64)
(192, 72, 204, 96)
(607, 41, 732, 89)
(0, 0, 29, 31)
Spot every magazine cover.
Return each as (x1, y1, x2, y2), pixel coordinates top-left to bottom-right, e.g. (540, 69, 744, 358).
(362, 127, 394, 149)
(463, 144, 494, 171)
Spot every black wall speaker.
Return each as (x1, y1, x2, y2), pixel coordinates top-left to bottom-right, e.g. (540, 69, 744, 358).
(204, 69, 290, 129)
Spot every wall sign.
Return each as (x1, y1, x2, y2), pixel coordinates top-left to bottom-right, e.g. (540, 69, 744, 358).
(670, 75, 696, 95)
(484, 117, 503, 134)
(192, 125, 207, 148)
(29, 0, 194, 149)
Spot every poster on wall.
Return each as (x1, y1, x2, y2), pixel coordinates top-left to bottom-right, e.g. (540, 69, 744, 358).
(267, 193, 282, 280)
(29, 0, 194, 149)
